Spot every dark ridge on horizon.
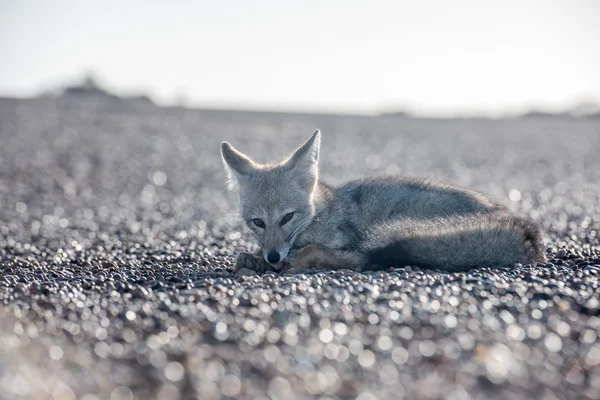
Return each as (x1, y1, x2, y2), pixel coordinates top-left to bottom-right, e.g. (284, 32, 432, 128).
(5, 74, 599, 120)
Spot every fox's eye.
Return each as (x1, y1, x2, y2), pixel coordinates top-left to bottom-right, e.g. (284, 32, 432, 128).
(252, 219, 265, 228)
(280, 212, 294, 225)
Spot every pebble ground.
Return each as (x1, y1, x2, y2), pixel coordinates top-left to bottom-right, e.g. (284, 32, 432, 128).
(0, 97, 599, 400)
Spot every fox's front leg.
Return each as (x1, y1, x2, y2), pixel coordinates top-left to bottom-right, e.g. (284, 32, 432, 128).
(234, 250, 274, 275)
(285, 244, 365, 272)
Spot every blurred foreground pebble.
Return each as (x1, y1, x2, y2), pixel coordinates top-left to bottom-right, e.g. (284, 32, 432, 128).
(0, 97, 599, 399)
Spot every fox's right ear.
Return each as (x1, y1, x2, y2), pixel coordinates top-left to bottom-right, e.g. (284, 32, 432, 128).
(282, 130, 321, 192)
(220, 142, 257, 189)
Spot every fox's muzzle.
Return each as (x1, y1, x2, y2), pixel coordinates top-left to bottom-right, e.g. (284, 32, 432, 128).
(263, 248, 289, 271)
(267, 251, 280, 263)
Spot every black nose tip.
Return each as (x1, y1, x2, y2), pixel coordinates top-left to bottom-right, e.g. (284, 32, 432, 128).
(267, 251, 280, 263)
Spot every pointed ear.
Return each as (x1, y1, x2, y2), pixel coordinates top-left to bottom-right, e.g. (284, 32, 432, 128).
(284, 130, 321, 190)
(220, 142, 257, 189)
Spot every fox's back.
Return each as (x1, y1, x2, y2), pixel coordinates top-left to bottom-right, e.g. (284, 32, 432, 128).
(336, 176, 501, 227)
(294, 176, 504, 250)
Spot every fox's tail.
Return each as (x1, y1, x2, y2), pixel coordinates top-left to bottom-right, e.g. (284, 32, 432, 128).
(362, 212, 546, 271)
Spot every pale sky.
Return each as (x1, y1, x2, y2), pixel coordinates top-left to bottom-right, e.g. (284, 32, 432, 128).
(1, 0, 599, 116)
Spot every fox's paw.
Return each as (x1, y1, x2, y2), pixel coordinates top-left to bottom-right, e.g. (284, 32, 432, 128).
(236, 267, 259, 276)
(281, 266, 310, 275)
(285, 245, 329, 270)
(283, 245, 364, 273)
(234, 252, 270, 275)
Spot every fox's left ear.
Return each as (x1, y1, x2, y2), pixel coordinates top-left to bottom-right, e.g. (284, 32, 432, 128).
(285, 130, 321, 190)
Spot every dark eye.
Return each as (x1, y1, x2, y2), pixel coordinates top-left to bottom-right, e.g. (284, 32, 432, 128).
(252, 219, 265, 228)
(280, 212, 294, 225)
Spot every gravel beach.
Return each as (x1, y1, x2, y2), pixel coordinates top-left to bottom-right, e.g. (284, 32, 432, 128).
(0, 97, 599, 400)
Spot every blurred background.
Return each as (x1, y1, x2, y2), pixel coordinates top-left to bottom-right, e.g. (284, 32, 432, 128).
(1, 0, 600, 117)
(2, 2, 600, 400)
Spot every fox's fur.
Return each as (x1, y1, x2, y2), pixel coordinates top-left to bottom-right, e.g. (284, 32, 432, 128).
(221, 130, 546, 273)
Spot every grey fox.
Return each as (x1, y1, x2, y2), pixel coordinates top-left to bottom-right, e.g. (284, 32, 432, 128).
(221, 130, 546, 274)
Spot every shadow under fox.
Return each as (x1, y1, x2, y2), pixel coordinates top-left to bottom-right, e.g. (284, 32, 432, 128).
(221, 130, 546, 274)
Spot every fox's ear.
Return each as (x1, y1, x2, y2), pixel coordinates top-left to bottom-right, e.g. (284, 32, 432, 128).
(220, 142, 257, 189)
(285, 130, 321, 190)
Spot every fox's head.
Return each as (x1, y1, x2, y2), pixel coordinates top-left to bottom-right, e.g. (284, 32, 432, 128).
(220, 130, 321, 270)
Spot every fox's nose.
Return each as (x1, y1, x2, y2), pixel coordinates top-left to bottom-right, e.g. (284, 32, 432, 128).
(267, 251, 280, 263)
